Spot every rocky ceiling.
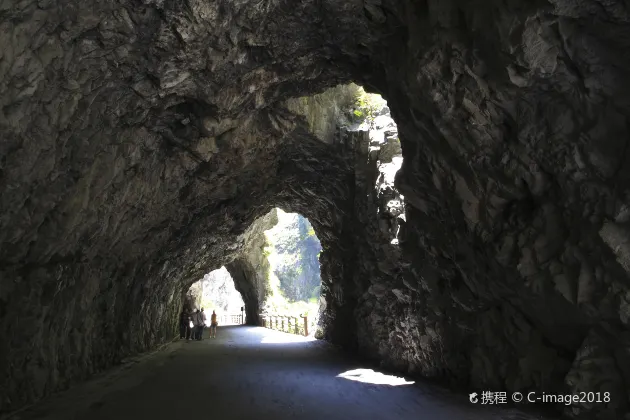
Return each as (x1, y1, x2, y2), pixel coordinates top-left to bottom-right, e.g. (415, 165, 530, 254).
(1, 0, 630, 418)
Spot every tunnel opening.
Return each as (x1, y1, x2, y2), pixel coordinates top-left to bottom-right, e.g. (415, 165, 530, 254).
(186, 267, 245, 326)
(262, 208, 323, 338)
(245, 84, 405, 343)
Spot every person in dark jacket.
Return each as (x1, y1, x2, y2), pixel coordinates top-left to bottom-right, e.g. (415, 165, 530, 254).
(192, 309, 202, 340)
(179, 310, 188, 339)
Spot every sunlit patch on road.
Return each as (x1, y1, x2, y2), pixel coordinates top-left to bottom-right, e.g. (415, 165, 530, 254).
(337, 368, 415, 386)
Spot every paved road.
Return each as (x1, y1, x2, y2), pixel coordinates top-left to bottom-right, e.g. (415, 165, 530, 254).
(5, 326, 554, 420)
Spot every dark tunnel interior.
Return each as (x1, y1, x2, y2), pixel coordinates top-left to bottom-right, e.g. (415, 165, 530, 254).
(1, 1, 630, 419)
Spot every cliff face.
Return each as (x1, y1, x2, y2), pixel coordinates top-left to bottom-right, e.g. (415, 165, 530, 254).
(1, 0, 630, 418)
(227, 209, 278, 326)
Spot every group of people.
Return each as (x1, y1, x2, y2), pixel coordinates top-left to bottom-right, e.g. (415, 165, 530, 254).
(179, 308, 218, 340)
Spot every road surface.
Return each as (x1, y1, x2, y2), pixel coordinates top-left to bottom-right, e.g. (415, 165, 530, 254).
(4, 326, 555, 420)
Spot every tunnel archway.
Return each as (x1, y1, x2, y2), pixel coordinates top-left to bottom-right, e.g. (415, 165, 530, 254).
(1, 1, 630, 419)
(186, 267, 245, 325)
(230, 207, 325, 334)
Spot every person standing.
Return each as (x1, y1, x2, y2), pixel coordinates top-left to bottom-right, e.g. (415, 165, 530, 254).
(192, 309, 201, 340)
(186, 311, 193, 341)
(210, 310, 218, 338)
(179, 309, 188, 339)
(199, 308, 207, 340)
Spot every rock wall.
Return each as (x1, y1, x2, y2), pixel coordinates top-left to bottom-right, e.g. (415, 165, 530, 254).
(1, 0, 630, 418)
(360, 2, 630, 419)
(227, 209, 278, 326)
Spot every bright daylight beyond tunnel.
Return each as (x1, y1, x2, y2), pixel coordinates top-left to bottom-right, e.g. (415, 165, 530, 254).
(262, 209, 323, 337)
(185, 208, 325, 336)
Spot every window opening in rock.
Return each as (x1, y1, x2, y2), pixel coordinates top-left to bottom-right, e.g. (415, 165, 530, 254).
(186, 266, 245, 325)
(286, 84, 405, 248)
(262, 209, 322, 337)
(348, 85, 406, 246)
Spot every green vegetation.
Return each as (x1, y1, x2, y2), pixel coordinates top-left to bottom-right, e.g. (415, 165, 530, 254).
(263, 209, 322, 319)
(347, 84, 388, 127)
(285, 83, 388, 139)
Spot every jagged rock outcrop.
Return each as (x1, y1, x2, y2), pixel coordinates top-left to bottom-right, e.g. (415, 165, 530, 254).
(226, 209, 277, 326)
(1, 0, 630, 418)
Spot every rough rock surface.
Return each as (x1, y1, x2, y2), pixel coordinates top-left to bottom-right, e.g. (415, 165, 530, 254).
(1, 0, 630, 419)
(226, 209, 277, 326)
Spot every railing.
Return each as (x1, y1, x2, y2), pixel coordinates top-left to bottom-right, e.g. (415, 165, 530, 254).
(260, 314, 310, 337)
(217, 313, 244, 326)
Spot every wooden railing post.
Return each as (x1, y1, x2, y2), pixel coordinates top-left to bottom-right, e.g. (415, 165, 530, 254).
(302, 315, 308, 337)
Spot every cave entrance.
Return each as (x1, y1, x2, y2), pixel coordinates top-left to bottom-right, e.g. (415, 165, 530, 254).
(186, 266, 245, 326)
(262, 208, 322, 337)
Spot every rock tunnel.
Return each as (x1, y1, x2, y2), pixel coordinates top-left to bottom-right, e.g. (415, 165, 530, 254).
(1, 0, 630, 418)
